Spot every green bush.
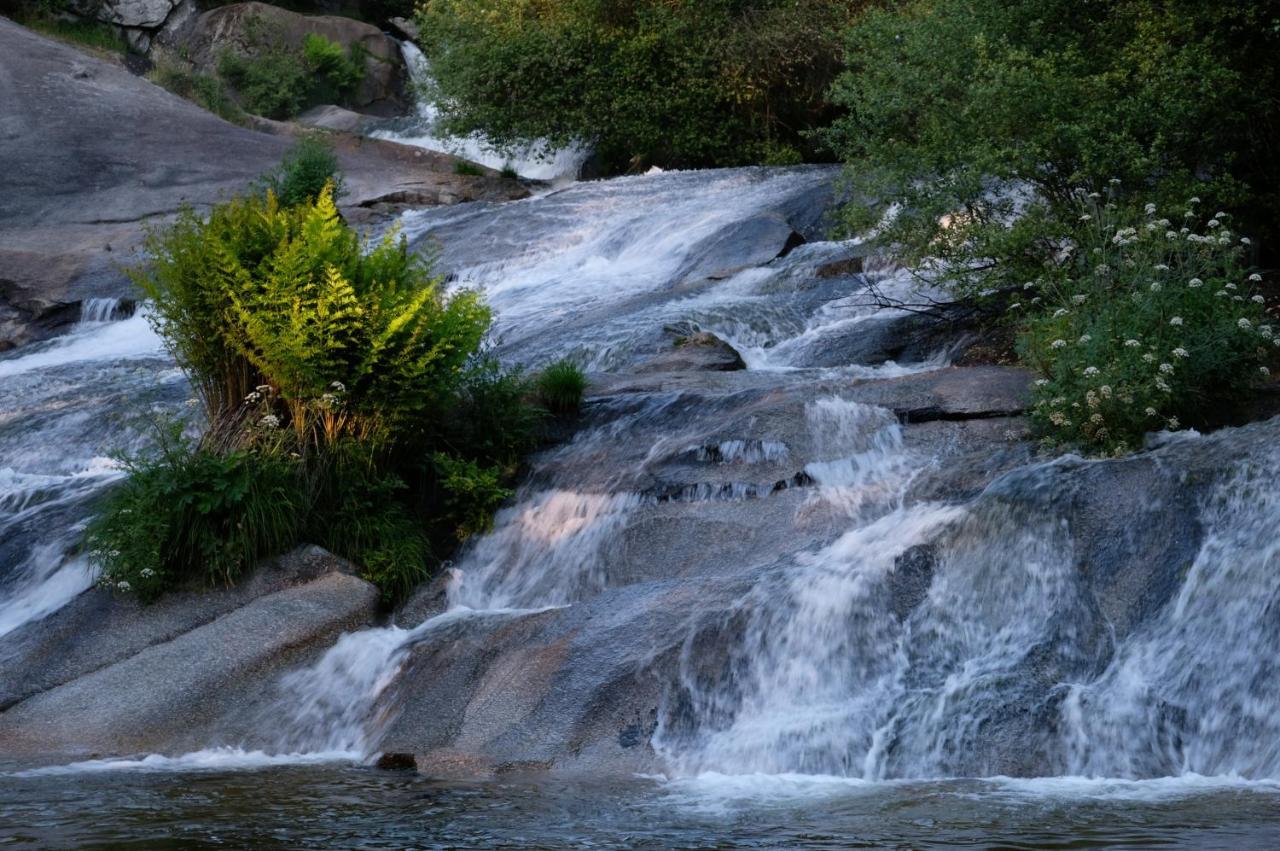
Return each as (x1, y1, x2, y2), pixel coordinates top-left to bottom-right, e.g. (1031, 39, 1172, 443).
(415, 0, 869, 172)
(302, 32, 365, 104)
(431, 453, 512, 543)
(217, 31, 365, 119)
(87, 423, 304, 602)
(826, 0, 1280, 294)
(101, 175, 543, 602)
(1021, 195, 1273, 452)
(218, 49, 312, 119)
(534, 358, 587, 416)
(452, 161, 485, 177)
(257, 136, 344, 208)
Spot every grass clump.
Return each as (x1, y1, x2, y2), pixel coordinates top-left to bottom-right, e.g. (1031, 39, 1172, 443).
(26, 15, 130, 54)
(534, 359, 587, 416)
(452, 161, 485, 177)
(148, 62, 244, 124)
(90, 162, 544, 603)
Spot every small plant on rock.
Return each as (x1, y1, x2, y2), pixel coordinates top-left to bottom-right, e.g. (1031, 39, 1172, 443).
(534, 358, 588, 416)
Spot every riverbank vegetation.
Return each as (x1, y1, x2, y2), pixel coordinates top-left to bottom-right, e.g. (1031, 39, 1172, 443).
(822, 0, 1280, 450)
(87, 146, 581, 602)
(414, 0, 869, 172)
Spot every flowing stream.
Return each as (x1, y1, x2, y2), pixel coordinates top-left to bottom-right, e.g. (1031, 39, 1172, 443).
(373, 42, 591, 183)
(2, 168, 1279, 848)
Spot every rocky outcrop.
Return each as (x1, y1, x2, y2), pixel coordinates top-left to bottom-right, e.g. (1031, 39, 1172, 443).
(182, 2, 406, 115)
(0, 18, 525, 350)
(0, 546, 361, 711)
(636, 331, 747, 373)
(0, 551, 379, 757)
(375, 409, 1279, 779)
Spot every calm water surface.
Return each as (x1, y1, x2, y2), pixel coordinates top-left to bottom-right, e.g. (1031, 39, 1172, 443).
(2, 763, 1278, 849)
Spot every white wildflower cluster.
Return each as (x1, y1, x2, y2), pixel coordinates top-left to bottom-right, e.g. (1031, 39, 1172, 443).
(1083, 366, 1100, 377)
(1112, 227, 1139, 246)
(1124, 339, 1141, 348)
(260, 414, 281, 429)
(1051, 339, 1068, 349)
(1172, 347, 1189, 359)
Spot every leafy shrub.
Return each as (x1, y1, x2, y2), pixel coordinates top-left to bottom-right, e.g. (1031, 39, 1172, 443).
(302, 33, 365, 104)
(257, 136, 344, 208)
(87, 423, 304, 602)
(452, 161, 485, 177)
(534, 359, 587, 416)
(1021, 195, 1274, 452)
(102, 174, 543, 602)
(218, 49, 312, 119)
(217, 30, 365, 119)
(826, 0, 1280, 294)
(441, 357, 543, 467)
(431, 453, 512, 543)
(415, 0, 870, 172)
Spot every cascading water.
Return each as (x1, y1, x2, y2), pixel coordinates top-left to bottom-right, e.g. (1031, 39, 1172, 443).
(7, 167, 1280, 849)
(373, 42, 590, 183)
(0, 302, 180, 640)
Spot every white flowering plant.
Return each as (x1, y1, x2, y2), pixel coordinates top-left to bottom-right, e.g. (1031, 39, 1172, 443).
(1021, 194, 1272, 451)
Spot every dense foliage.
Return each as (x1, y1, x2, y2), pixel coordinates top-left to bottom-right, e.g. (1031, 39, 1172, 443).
(1021, 195, 1272, 451)
(415, 0, 868, 171)
(826, 0, 1280, 292)
(823, 0, 1280, 448)
(256, 135, 345, 207)
(218, 31, 365, 119)
(91, 160, 558, 602)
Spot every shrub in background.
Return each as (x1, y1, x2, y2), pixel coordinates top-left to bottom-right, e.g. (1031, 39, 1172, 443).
(415, 0, 869, 172)
(218, 30, 365, 120)
(1021, 195, 1273, 452)
(826, 0, 1280, 295)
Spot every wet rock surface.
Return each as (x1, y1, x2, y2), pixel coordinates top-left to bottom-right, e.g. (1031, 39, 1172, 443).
(0, 559, 378, 757)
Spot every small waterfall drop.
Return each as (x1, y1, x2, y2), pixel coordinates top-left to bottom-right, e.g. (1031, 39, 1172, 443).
(373, 42, 590, 183)
(0, 302, 176, 639)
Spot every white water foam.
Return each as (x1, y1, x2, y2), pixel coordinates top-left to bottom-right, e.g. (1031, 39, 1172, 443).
(373, 42, 589, 183)
(9, 747, 357, 777)
(0, 308, 162, 380)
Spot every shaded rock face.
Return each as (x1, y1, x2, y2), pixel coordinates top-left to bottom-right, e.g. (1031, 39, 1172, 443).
(0, 549, 379, 758)
(183, 2, 406, 116)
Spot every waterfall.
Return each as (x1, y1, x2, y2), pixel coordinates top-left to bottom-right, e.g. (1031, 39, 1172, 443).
(0, 302, 174, 640)
(12, 167, 1279, 794)
(373, 41, 591, 183)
